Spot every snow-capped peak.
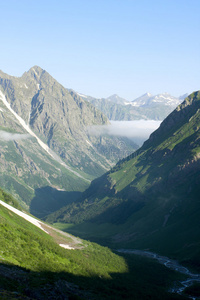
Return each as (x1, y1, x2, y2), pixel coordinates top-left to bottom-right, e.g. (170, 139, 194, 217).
(131, 92, 182, 107)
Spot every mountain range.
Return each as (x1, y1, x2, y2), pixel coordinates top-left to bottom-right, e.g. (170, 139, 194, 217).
(78, 91, 186, 121)
(0, 65, 199, 299)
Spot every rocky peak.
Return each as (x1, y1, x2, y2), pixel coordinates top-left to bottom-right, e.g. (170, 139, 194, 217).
(22, 66, 46, 83)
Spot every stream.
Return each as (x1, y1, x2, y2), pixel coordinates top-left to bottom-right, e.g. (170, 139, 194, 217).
(117, 249, 200, 299)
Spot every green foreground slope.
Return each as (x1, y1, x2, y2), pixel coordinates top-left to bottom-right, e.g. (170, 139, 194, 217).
(0, 189, 185, 299)
(48, 91, 200, 270)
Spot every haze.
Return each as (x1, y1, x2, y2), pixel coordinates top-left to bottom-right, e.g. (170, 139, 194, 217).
(88, 120, 161, 146)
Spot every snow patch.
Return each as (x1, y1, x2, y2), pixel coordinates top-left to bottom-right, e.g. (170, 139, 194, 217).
(77, 92, 87, 98)
(32, 68, 39, 78)
(0, 90, 90, 182)
(0, 200, 49, 233)
(0, 200, 76, 250)
(24, 84, 28, 89)
(0, 107, 3, 112)
(59, 244, 75, 250)
(86, 139, 94, 148)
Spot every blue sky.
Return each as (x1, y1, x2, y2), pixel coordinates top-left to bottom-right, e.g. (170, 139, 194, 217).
(1, 0, 200, 100)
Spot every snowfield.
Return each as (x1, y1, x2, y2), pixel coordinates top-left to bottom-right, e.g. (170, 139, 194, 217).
(0, 199, 76, 250)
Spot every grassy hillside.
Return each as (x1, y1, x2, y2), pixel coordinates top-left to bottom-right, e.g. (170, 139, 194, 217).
(0, 192, 186, 299)
(46, 91, 200, 271)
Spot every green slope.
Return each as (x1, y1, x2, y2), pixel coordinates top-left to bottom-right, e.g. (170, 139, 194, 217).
(48, 91, 200, 270)
(0, 189, 185, 299)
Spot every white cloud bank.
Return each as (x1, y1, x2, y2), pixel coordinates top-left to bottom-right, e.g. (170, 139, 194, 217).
(88, 120, 162, 145)
(0, 131, 31, 141)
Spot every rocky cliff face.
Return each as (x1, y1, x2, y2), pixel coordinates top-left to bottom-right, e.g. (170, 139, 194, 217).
(0, 66, 137, 177)
(0, 66, 137, 212)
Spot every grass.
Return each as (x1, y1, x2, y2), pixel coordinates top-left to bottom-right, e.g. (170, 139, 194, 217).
(0, 194, 188, 299)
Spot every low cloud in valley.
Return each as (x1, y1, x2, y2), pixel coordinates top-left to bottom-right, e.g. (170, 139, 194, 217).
(0, 131, 31, 141)
(88, 120, 162, 145)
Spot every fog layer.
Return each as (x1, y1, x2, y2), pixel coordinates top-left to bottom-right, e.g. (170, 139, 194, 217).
(0, 131, 31, 141)
(88, 120, 162, 146)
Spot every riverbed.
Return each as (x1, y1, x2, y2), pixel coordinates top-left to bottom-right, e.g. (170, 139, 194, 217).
(117, 249, 200, 299)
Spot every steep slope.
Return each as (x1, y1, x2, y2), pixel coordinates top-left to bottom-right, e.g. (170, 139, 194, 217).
(0, 189, 127, 299)
(0, 94, 89, 214)
(48, 91, 200, 269)
(0, 67, 137, 214)
(0, 189, 185, 300)
(0, 66, 137, 178)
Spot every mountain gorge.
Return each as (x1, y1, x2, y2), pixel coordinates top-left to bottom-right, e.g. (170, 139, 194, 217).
(48, 91, 200, 269)
(0, 66, 137, 213)
(0, 67, 199, 299)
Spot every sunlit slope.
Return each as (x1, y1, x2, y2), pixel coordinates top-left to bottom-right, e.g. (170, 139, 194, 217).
(0, 188, 186, 299)
(49, 91, 200, 267)
(0, 189, 128, 297)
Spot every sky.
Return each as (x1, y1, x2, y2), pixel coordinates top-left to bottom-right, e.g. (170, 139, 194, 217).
(0, 0, 200, 100)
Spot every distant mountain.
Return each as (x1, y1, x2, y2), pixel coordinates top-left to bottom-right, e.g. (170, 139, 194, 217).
(179, 93, 189, 101)
(130, 92, 153, 106)
(131, 92, 182, 107)
(106, 94, 127, 105)
(0, 66, 137, 215)
(82, 92, 185, 121)
(48, 91, 200, 270)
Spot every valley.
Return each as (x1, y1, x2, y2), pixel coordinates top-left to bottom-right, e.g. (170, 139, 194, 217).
(1, 1, 199, 298)
(0, 66, 199, 299)
(0, 188, 186, 299)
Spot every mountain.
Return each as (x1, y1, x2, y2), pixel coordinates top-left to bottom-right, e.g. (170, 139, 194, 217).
(0, 66, 137, 214)
(179, 93, 189, 101)
(130, 92, 153, 106)
(77, 93, 144, 120)
(47, 91, 200, 270)
(131, 92, 182, 107)
(106, 94, 127, 105)
(81, 92, 184, 121)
